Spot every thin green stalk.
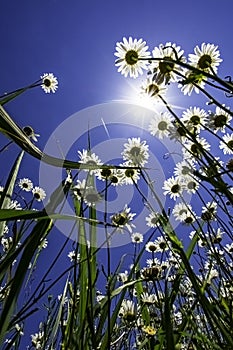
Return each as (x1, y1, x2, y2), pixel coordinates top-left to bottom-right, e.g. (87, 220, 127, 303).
(0, 150, 24, 237)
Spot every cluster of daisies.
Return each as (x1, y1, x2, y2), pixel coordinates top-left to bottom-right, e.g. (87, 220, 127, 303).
(18, 178, 46, 202)
(0, 178, 46, 212)
(70, 110, 232, 233)
(103, 198, 233, 348)
(0, 179, 47, 260)
(70, 139, 149, 210)
(94, 226, 233, 349)
(1, 40, 233, 350)
(114, 37, 223, 96)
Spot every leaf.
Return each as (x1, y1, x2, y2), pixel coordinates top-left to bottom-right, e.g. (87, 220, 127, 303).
(0, 105, 133, 171)
(50, 277, 69, 347)
(0, 180, 71, 345)
(0, 150, 24, 237)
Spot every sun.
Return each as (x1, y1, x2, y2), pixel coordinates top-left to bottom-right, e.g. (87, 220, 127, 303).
(115, 79, 163, 112)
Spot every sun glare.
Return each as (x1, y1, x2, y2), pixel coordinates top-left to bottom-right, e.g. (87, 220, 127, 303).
(116, 79, 185, 115)
(118, 79, 162, 112)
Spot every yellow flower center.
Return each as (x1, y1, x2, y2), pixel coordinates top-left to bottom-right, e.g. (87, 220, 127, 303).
(198, 54, 212, 69)
(125, 169, 135, 178)
(146, 83, 160, 97)
(129, 146, 141, 156)
(214, 114, 227, 127)
(227, 140, 233, 150)
(112, 213, 127, 226)
(43, 78, 52, 87)
(125, 50, 138, 65)
(171, 184, 180, 193)
(190, 115, 201, 125)
(158, 121, 168, 131)
(159, 56, 175, 74)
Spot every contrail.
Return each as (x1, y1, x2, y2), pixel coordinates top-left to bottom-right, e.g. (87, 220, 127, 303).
(101, 117, 110, 139)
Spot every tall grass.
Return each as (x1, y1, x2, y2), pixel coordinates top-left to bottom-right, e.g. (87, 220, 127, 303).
(0, 42, 232, 350)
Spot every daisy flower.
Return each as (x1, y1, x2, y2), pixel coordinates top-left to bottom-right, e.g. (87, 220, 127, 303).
(121, 162, 140, 185)
(168, 119, 193, 142)
(72, 179, 86, 200)
(140, 292, 157, 304)
(181, 106, 208, 132)
(188, 43, 222, 74)
(174, 312, 183, 326)
(78, 149, 103, 174)
(15, 324, 24, 336)
(145, 211, 161, 228)
(114, 37, 150, 78)
(83, 186, 102, 207)
(207, 245, 224, 257)
(201, 201, 217, 221)
(23, 126, 40, 142)
(118, 299, 136, 321)
(146, 257, 160, 267)
(151, 42, 185, 83)
(122, 137, 149, 166)
(98, 167, 125, 186)
(111, 204, 136, 233)
(73, 179, 102, 206)
(145, 241, 158, 253)
(140, 75, 167, 100)
(173, 159, 196, 178)
(97, 168, 113, 181)
(65, 172, 73, 185)
(8, 200, 21, 210)
(219, 133, 233, 155)
(154, 236, 169, 252)
(199, 157, 223, 178)
(189, 231, 206, 248)
(167, 251, 182, 268)
(172, 202, 196, 224)
(172, 202, 190, 220)
(205, 268, 219, 284)
(225, 242, 233, 254)
(41, 73, 58, 93)
(39, 238, 48, 249)
(96, 169, 125, 186)
(131, 232, 143, 244)
(149, 112, 173, 139)
(32, 186, 46, 202)
(18, 178, 33, 192)
(208, 105, 232, 133)
(141, 265, 162, 280)
(182, 175, 199, 194)
(182, 137, 211, 159)
(3, 225, 9, 235)
(67, 250, 80, 263)
(31, 331, 44, 349)
(163, 176, 183, 200)
(1, 237, 13, 252)
(118, 270, 129, 283)
(109, 169, 125, 186)
(211, 227, 224, 244)
(178, 70, 206, 96)
(96, 291, 105, 303)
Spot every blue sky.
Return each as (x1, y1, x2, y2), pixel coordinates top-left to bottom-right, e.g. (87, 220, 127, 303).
(1, 0, 232, 142)
(1, 0, 233, 347)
